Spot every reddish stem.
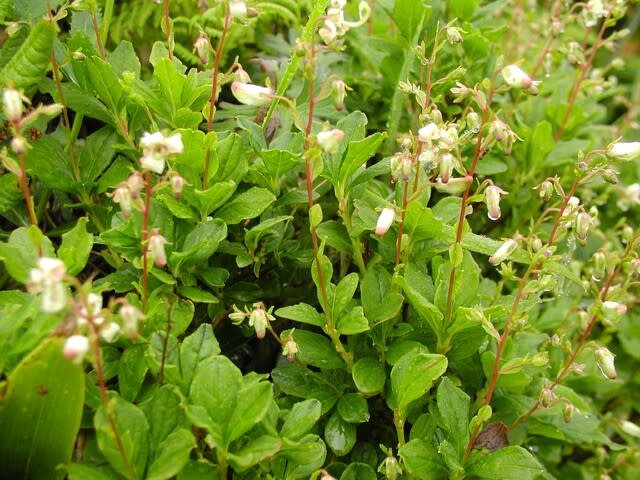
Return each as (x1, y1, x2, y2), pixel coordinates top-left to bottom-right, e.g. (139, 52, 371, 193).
(90, 9, 106, 59)
(395, 179, 409, 265)
(203, 6, 232, 189)
(17, 151, 37, 226)
(554, 19, 607, 141)
(141, 171, 152, 313)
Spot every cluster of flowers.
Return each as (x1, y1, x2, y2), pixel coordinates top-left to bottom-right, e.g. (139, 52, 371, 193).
(319, 0, 370, 46)
(27, 257, 144, 363)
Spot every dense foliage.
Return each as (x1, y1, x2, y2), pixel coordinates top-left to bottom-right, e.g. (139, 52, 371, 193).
(0, 0, 639, 479)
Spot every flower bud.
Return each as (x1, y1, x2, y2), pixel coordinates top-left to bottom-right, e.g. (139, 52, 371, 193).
(502, 65, 540, 94)
(418, 123, 440, 144)
(489, 239, 517, 265)
(331, 78, 348, 111)
(434, 176, 472, 194)
(601, 301, 627, 321)
(148, 229, 168, 267)
(438, 153, 454, 184)
(592, 251, 606, 281)
(381, 455, 403, 480)
(538, 180, 554, 201)
(563, 402, 576, 423)
(3, 87, 24, 123)
(606, 141, 640, 162)
(601, 168, 618, 184)
(539, 386, 556, 408)
(230, 81, 272, 106)
(100, 322, 121, 343)
(466, 111, 480, 131)
(574, 212, 591, 243)
(316, 128, 344, 154)
(229, 0, 247, 19)
(10, 136, 27, 154)
(319, 20, 338, 45)
(621, 420, 640, 438)
(127, 171, 145, 198)
(375, 207, 395, 237)
(594, 346, 617, 380)
(120, 304, 144, 338)
(249, 302, 273, 339)
(193, 32, 210, 64)
(112, 186, 133, 217)
(63, 335, 90, 364)
(484, 185, 507, 221)
(170, 174, 186, 198)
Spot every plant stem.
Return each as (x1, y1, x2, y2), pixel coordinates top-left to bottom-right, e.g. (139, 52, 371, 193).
(141, 171, 152, 313)
(50, 52, 80, 181)
(337, 195, 367, 274)
(17, 151, 37, 226)
(444, 83, 495, 325)
(100, 0, 114, 48)
(90, 8, 106, 59)
(87, 322, 135, 480)
(395, 178, 409, 265)
(163, 0, 173, 60)
(203, 5, 232, 189)
(509, 228, 638, 431)
(394, 410, 406, 448)
(554, 18, 607, 141)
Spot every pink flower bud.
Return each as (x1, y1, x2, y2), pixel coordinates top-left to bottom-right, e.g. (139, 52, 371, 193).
(193, 32, 210, 64)
(112, 186, 133, 217)
(120, 304, 144, 338)
(438, 153, 454, 184)
(229, 0, 247, 19)
(375, 207, 395, 236)
(148, 229, 168, 267)
(170, 174, 186, 198)
(484, 185, 507, 221)
(127, 172, 145, 198)
(502, 65, 540, 94)
(11, 136, 27, 154)
(63, 335, 89, 363)
(282, 333, 298, 362)
(331, 78, 348, 111)
(489, 239, 517, 265)
(3, 87, 24, 123)
(100, 322, 121, 343)
(601, 301, 627, 320)
(249, 302, 273, 339)
(317, 128, 345, 154)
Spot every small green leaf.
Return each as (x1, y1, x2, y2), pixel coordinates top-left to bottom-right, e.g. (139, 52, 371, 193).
(178, 286, 219, 304)
(226, 381, 273, 443)
(118, 345, 148, 402)
(337, 393, 370, 423)
(275, 303, 324, 327)
(215, 187, 276, 225)
(436, 377, 470, 459)
(280, 399, 322, 440)
(391, 352, 448, 417)
(227, 435, 282, 472)
(146, 429, 195, 480)
(336, 306, 370, 335)
(352, 357, 386, 394)
(466, 446, 545, 479)
(180, 324, 221, 393)
(399, 439, 449, 480)
(340, 463, 377, 480)
(294, 330, 345, 369)
(324, 411, 357, 456)
(58, 218, 94, 276)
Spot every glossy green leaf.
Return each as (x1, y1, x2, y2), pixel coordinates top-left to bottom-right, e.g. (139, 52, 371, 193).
(466, 446, 545, 479)
(324, 411, 357, 456)
(179, 324, 221, 393)
(399, 439, 449, 480)
(391, 352, 448, 417)
(215, 187, 276, 225)
(275, 303, 325, 328)
(58, 218, 93, 276)
(337, 393, 370, 423)
(280, 398, 322, 440)
(146, 429, 195, 480)
(294, 329, 345, 369)
(352, 357, 386, 394)
(227, 435, 282, 472)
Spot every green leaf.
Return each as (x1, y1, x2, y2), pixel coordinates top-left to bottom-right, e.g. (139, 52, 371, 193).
(391, 352, 448, 417)
(339, 133, 386, 188)
(361, 265, 403, 324)
(336, 306, 369, 335)
(180, 324, 221, 394)
(399, 439, 449, 480)
(79, 127, 118, 184)
(324, 411, 357, 456)
(332, 272, 359, 318)
(191, 181, 236, 218)
(449, 0, 479, 20)
(210, 133, 247, 184)
(294, 329, 346, 369)
(215, 187, 276, 225)
(107, 40, 141, 78)
(227, 381, 273, 443)
(118, 345, 148, 402)
(527, 120, 554, 168)
(397, 275, 444, 337)
(66, 463, 120, 480)
(58, 218, 94, 276)
(178, 286, 219, 304)
(352, 357, 386, 394)
(436, 377, 470, 459)
(340, 463, 377, 480)
(188, 356, 242, 448)
(170, 219, 227, 269)
(146, 429, 195, 480)
(144, 385, 186, 456)
(280, 398, 322, 440)
(466, 446, 545, 479)
(86, 56, 124, 114)
(227, 435, 282, 472)
(176, 460, 219, 479)
(26, 136, 77, 192)
(337, 393, 370, 423)
(271, 363, 339, 414)
(95, 395, 149, 480)
(275, 303, 325, 327)
(0, 226, 55, 283)
(0, 338, 84, 480)
(544, 138, 591, 167)
(244, 215, 292, 252)
(390, 0, 430, 41)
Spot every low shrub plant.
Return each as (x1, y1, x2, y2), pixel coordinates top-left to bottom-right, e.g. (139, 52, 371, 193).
(0, 0, 639, 478)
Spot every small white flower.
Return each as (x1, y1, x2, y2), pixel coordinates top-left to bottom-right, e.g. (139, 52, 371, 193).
(229, 0, 247, 19)
(418, 123, 441, 144)
(28, 258, 67, 313)
(602, 300, 627, 320)
(485, 185, 507, 221)
(112, 186, 133, 217)
(120, 304, 144, 338)
(607, 141, 640, 162)
(231, 81, 272, 106)
(375, 207, 395, 237)
(63, 335, 90, 364)
(502, 65, 540, 94)
(316, 129, 345, 154)
(249, 302, 274, 339)
(139, 131, 183, 174)
(438, 153, 454, 184)
(621, 420, 640, 438)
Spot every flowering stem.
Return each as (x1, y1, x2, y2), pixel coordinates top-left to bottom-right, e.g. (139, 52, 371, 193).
(554, 18, 607, 141)
(17, 151, 37, 226)
(304, 34, 353, 371)
(203, 5, 232, 190)
(141, 171, 152, 313)
(163, 0, 173, 60)
(444, 82, 495, 326)
(395, 178, 409, 265)
(509, 228, 638, 431)
(87, 322, 135, 480)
